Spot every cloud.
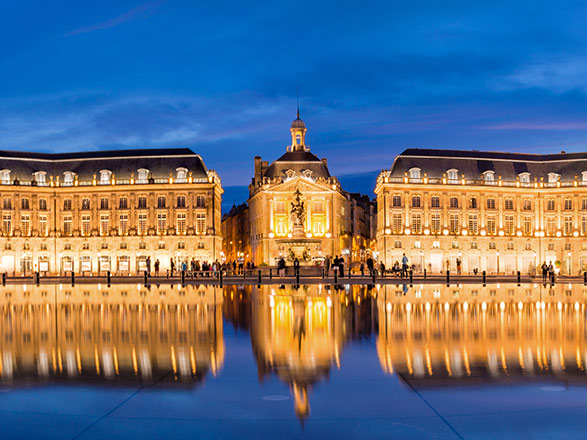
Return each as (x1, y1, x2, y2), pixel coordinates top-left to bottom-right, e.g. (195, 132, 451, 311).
(65, 0, 164, 37)
(483, 121, 587, 131)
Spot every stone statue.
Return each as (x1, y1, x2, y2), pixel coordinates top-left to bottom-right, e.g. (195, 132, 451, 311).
(290, 189, 306, 227)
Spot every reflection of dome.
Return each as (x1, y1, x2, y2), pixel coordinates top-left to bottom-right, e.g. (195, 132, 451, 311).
(291, 117, 306, 129)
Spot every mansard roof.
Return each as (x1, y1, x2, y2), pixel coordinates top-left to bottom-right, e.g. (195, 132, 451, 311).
(391, 148, 587, 181)
(263, 150, 331, 179)
(0, 147, 209, 181)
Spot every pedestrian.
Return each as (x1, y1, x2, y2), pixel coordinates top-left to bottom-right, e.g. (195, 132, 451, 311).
(338, 255, 344, 277)
(541, 261, 548, 283)
(294, 258, 300, 276)
(360, 262, 365, 277)
(401, 253, 409, 278)
(456, 258, 462, 275)
(548, 261, 554, 281)
(154, 259, 160, 277)
(170, 258, 175, 276)
(146, 256, 151, 277)
(278, 257, 286, 278)
(325, 256, 331, 276)
(366, 257, 374, 276)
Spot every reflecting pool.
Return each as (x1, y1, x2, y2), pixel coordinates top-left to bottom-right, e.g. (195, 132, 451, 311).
(2, 283, 587, 439)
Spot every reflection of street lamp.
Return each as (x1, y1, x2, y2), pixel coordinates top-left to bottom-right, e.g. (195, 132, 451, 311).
(496, 251, 500, 275)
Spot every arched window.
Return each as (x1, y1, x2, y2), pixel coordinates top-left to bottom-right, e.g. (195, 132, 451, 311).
(0, 169, 11, 185)
(518, 172, 531, 184)
(176, 167, 188, 183)
(295, 134, 302, 145)
(447, 169, 459, 183)
(408, 167, 421, 182)
(100, 170, 112, 185)
(63, 171, 75, 186)
(33, 171, 47, 186)
(137, 168, 149, 184)
(483, 171, 495, 184)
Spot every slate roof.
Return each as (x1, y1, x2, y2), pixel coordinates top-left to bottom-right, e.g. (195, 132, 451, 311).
(0, 147, 209, 181)
(390, 148, 587, 181)
(263, 150, 330, 179)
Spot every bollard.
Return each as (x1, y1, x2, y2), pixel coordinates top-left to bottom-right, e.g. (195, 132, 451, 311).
(181, 270, 186, 285)
(258, 270, 262, 284)
(372, 270, 376, 284)
(517, 271, 521, 285)
(423, 269, 426, 280)
(348, 267, 351, 279)
(2, 272, 5, 286)
(482, 270, 486, 285)
(334, 270, 338, 284)
(322, 268, 325, 279)
(269, 268, 273, 279)
(107, 270, 111, 286)
(296, 268, 300, 285)
(144, 270, 148, 285)
(36, 271, 40, 286)
(219, 269, 223, 286)
(409, 270, 413, 286)
(243, 269, 246, 280)
(584, 271, 586, 286)
(446, 270, 450, 285)
(71, 271, 75, 286)
(551, 272, 555, 285)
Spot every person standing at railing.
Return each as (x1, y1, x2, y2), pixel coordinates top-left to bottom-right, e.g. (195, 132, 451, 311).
(401, 253, 408, 278)
(146, 256, 151, 277)
(154, 259, 160, 277)
(278, 257, 286, 278)
(367, 257, 374, 277)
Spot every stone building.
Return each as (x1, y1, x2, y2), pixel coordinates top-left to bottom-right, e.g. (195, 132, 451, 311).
(0, 148, 222, 275)
(349, 193, 377, 264)
(375, 148, 587, 275)
(221, 203, 251, 263)
(248, 113, 351, 265)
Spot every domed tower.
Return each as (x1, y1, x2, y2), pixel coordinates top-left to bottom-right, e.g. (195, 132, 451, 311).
(289, 109, 308, 152)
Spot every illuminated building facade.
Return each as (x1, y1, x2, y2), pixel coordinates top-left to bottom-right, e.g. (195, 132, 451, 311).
(0, 148, 222, 275)
(375, 149, 587, 275)
(221, 203, 251, 263)
(248, 114, 351, 265)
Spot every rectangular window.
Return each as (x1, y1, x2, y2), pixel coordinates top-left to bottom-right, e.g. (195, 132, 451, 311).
(157, 213, 167, 234)
(486, 198, 496, 210)
(431, 213, 441, 234)
(3, 198, 11, 210)
(20, 215, 30, 236)
(547, 199, 555, 211)
(430, 196, 440, 208)
(411, 196, 421, 208)
(21, 198, 30, 210)
(275, 201, 285, 212)
(138, 196, 147, 209)
(177, 195, 186, 208)
(176, 213, 186, 234)
(39, 199, 47, 210)
(468, 214, 478, 234)
(505, 199, 514, 210)
(63, 199, 72, 210)
(82, 198, 90, 210)
(275, 217, 286, 235)
(432, 241, 440, 249)
(582, 215, 587, 235)
(504, 215, 514, 235)
(119, 213, 128, 234)
(196, 213, 206, 234)
(469, 198, 477, 209)
(449, 197, 459, 209)
(313, 200, 324, 212)
(564, 215, 573, 235)
(582, 198, 587, 210)
(119, 197, 128, 209)
(81, 215, 91, 236)
(157, 196, 166, 208)
(392, 213, 402, 234)
(138, 213, 148, 235)
(196, 195, 206, 208)
(449, 214, 460, 234)
(546, 218, 556, 236)
(63, 216, 72, 236)
(487, 216, 496, 235)
(100, 215, 109, 236)
(100, 197, 109, 210)
(39, 215, 47, 237)
(523, 216, 532, 235)
(312, 218, 324, 236)
(392, 195, 402, 207)
(411, 213, 422, 234)
(523, 200, 532, 211)
(564, 199, 573, 210)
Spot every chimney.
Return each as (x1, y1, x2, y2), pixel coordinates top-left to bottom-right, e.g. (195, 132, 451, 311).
(254, 156, 262, 182)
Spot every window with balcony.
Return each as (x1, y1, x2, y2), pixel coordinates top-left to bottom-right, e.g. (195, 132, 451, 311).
(157, 213, 167, 234)
(119, 213, 128, 234)
(504, 215, 514, 235)
(100, 215, 109, 235)
(20, 215, 30, 236)
(81, 215, 91, 236)
(176, 213, 186, 234)
(63, 216, 72, 236)
(138, 213, 147, 235)
(411, 213, 422, 234)
(449, 214, 460, 234)
(487, 216, 496, 235)
(431, 213, 441, 234)
(392, 213, 402, 234)
(468, 214, 478, 234)
(196, 213, 206, 234)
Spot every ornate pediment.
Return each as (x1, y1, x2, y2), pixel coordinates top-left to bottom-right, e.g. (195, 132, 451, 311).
(284, 169, 296, 179)
(302, 169, 313, 179)
(268, 175, 335, 193)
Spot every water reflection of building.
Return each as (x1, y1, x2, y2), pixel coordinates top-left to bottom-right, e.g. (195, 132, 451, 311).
(247, 285, 375, 420)
(0, 284, 224, 386)
(376, 283, 587, 386)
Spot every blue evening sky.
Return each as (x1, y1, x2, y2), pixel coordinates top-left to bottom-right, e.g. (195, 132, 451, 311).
(2, 0, 587, 196)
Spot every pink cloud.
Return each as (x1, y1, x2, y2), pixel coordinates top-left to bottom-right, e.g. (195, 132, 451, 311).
(65, 0, 163, 37)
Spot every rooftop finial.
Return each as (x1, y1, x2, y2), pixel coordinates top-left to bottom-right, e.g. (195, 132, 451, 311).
(296, 82, 300, 118)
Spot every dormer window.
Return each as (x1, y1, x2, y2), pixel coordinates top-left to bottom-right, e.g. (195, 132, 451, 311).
(447, 169, 459, 183)
(408, 167, 421, 182)
(176, 167, 188, 183)
(137, 168, 149, 184)
(548, 172, 559, 183)
(483, 171, 495, 184)
(33, 171, 47, 186)
(518, 172, 531, 184)
(63, 171, 75, 186)
(0, 169, 11, 185)
(100, 170, 112, 185)
(582, 171, 587, 183)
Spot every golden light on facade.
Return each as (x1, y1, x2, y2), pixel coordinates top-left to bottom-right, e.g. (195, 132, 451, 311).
(384, 228, 391, 235)
(480, 229, 487, 236)
(268, 232, 275, 238)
